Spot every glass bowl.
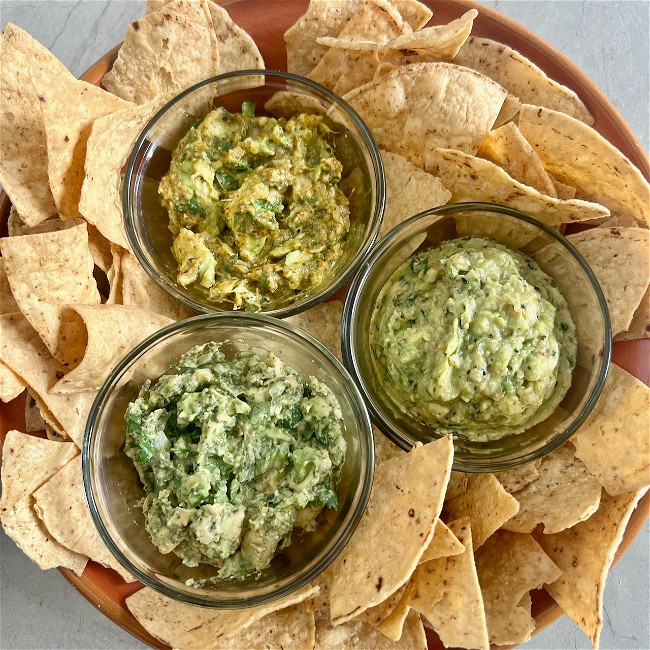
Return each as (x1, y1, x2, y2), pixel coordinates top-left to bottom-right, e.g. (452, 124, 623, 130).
(82, 313, 373, 607)
(123, 70, 385, 317)
(342, 202, 611, 472)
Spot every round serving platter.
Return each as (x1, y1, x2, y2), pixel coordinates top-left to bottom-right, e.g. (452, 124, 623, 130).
(0, 1, 648, 649)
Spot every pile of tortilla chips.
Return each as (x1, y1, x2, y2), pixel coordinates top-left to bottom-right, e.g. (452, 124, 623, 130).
(0, 0, 648, 649)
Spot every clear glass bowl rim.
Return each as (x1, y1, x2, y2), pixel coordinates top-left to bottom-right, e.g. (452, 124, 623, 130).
(122, 69, 386, 318)
(341, 201, 612, 472)
(82, 312, 375, 608)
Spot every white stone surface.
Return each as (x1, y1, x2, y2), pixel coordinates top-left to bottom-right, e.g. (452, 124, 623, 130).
(0, 1, 648, 649)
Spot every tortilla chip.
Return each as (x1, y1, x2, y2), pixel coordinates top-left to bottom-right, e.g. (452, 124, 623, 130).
(570, 364, 650, 496)
(551, 176, 577, 200)
(0, 361, 26, 403)
(492, 93, 521, 129)
(445, 471, 468, 500)
(207, 1, 264, 73)
(442, 473, 519, 549)
(30, 65, 131, 223)
(502, 443, 602, 534)
(0, 25, 66, 226)
(0, 259, 18, 314)
(534, 488, 647, 648)
(329, 435, 453, 624)
(430, 148, 610, 225)
(477, 122, 557, 196)
(102, 0, 219, 104)
(51, 305, 173, 393)
(565, 227, 650, 336)
(315, 609, 427, 649)
(286, 300, 344, 361)
(419, 518, 465, 564)
(518, 104, 650, 226)
(380, 150, 451, 237)
(0, 223, 100, 367)
(614, 284, 649, 341)
(32, 455, 134, 581)
(391, 0, 432, 30)
(24, 392, 46, 432)
(120, 250, 196, 320)
(126, 585, 318, 648)
(409, 517, 489, 650)
(355, 583, 409, 628)
(24, 390, 67, 440)
(475, 530, 561, 646)
(375, 589, 411, 641)
(494, 460, 541, 494)
(0, 430, 87, 574)
(454, 37, 594, 125)
(373, 426, 406, 464)
(342, 63, 507, 166)
(0, 313, 97, 447)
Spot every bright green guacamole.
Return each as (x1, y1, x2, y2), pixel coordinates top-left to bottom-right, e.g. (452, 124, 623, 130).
(124, 342, 346, 580)
(158, 102, 350, 311)
(370, 237, 577, 441)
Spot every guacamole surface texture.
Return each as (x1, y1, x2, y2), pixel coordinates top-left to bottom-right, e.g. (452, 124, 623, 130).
(124, 342, 346, 580)
(369, 237, 577, 441)
(158, 102, 350, 311)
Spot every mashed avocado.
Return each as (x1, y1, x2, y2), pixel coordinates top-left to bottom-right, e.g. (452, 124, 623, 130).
(158, 102, 350, 311)
(124, 342, 346, 580)
(370, 237, 577, 441)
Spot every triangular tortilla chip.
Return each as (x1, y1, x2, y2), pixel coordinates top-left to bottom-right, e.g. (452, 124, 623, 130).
(329, 436, 453, 624)
(0, 24, 67, 226)
(375, 589, 411, 640)
(380, 150, 451, 237)
(442, 473, 519, 549)
(342, 63, 507, 165)
(126, 585, 318, 648)
(0, 430, 86, 574)
(454, 36, 594, 124)
(0, 223, 100, 367)
(102, 0, 219, 104)
(33, 456, 134, 581)
(571, 364, 650, 496)
(492, 93, 521, 129)
(419, 518, 465, 563)
(408, 517, 489, 650)
(286, 300, 344, 361)
(445, 471, 468, 500)
(502, 443, 602, 534)
(0, 259, 18, 314)
(355, 583, 409, 628)
(518, 104, 650, 226)
(494, 460, 541, 494)
(0, 361, 26, 403)
(430, 148, 610, 225)
(534, 488, 647, 649)
(475, 530, 561, 646)
(372, 426, 406, 464)
(51, 305, 173, 393)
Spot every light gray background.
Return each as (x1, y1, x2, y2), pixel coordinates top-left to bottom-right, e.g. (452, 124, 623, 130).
(0, 1, 648, 649)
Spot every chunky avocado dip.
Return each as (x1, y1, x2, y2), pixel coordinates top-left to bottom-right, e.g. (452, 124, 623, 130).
(158, 102, 350, 311)
(124, 342, 346, 580)
(370, 237, 577, 441)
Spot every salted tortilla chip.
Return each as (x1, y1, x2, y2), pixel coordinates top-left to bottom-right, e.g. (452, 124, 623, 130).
(518, 104, 650, 226)
(32, 455, 134, 581)
(0, 362, 25, 402)
(492, 94, 521, 129)
(445, 471, 468, 500)
(51, 305, 173, 393)
(0, 223, 100, 367)
(475, 530, 561, 646)
(614, 285, 649, 341)
(380, 150, 451, 237)
(329, 436, 453, 624)
(502, 443, 602, 534)
(31, 64, 131, 222)
(0, 313, 97, 447)
(571, 364, 650, 496)
(409, 517, 489, 650)
(419, 518, 465, 564)
(207, 1, 264, 73)
(286, 300, 343, 361)
(103, 0, 219, 104)
(343, 63, 507, 166)
(565, 227, 650, 336)
(430, 148, 610, 225)
(126, 585, 318, 648)
(120, 250, 195, 320)
(477, 122, 557, 196)
(0, 24, 66, 226)
(315, 609, 427, 649)
(454, 37, 594, 124)
(442, 473, 519, 549)
(0, 430, 87, 574)
(535, 488, 647, 648)
(494, 460, 541, 494)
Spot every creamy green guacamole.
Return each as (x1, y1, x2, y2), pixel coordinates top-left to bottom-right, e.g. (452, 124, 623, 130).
(370, 237, 577, 441)
(158, 102, 350, 311)
(124, 342, 346, 580)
